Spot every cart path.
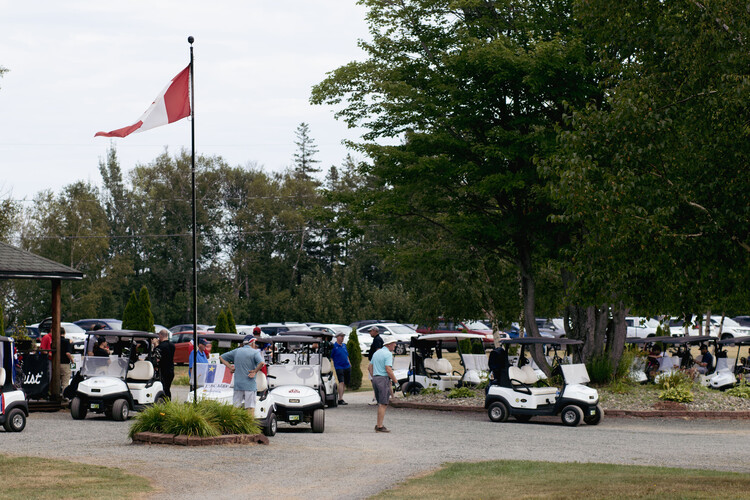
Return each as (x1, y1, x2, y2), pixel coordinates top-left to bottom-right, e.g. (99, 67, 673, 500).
(3, 390, 750, 499)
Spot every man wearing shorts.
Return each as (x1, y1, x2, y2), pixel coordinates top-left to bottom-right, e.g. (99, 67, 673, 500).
(220, 335, 265, 412)
(368, 338, 400, 433)
(332, 332, 351, 405)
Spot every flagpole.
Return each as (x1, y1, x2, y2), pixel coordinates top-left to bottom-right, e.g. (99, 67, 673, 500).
(188, 35, 198, 404)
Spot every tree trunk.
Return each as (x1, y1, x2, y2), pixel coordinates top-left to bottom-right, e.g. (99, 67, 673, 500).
(517, 241, 548, 375)
(609, 302, 629, 375)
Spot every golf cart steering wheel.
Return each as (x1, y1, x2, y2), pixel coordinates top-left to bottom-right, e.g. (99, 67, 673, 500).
(424, 367, 440, 380)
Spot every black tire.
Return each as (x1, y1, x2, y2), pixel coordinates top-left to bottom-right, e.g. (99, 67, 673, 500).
(327, 392, 338, 408)
(561, 405, 584, 427)
(154, 393, 167, 405)
(514, 414, 532, 423)
(395, 343, 407, 356)
(70, 397, 87, 420)
(402, 381, 423, 396)
(3, 408, 26, 432)
(112, 399, 129, 421)
(583, 404, 604, 426)
(487, 401, 509, 422)
(721, 333, 734, 340)
(311, 408, 325, 433)
(263, 411, 278, 437)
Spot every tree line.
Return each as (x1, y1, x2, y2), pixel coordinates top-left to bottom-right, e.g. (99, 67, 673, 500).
(2, 1, 750, 379)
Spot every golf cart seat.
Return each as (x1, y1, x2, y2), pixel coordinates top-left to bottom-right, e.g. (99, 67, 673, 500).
(424, 358, 461, 381)
(127, 360, 154, 390)
(321, 357, 332, 375)
(508, 366, 557, 395)
(0, 367, 5, 386)
(256, 371, 268, 392)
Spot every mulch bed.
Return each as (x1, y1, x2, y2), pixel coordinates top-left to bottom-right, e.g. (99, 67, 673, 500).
(131, 432, 269, 446)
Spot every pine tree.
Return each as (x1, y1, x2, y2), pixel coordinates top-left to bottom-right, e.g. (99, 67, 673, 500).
(346, 328, 363, 390)
(292, 122, 321, 181)
(225, 307, 237, 334)
(214, 310, 229, 334)
(121, 291, 139, 330)
(138, 286, 155, 333)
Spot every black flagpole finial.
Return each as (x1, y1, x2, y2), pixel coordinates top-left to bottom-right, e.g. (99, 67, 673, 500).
(188, 35, 194, 45)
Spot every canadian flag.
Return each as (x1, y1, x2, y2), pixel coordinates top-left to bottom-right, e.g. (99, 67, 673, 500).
(95, 65, 191, 138)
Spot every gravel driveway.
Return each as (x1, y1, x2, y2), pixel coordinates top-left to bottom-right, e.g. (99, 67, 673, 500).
(3, 389, 750, 499)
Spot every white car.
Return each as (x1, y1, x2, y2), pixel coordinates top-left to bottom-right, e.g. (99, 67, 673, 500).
(31, 321, 87, 351)
(309, 324, 351, 343)
(706, 316, 750, 339)
(625, 317, 660, 338)
(358, 323, 419, 356)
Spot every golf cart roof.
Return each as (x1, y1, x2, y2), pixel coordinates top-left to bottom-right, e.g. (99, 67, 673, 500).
(627, 335, 713, 345)
(277, 330, 333, 339)
(85, 329, 158, 339)
(197, 333, 248, 342)
(265, 335, 326, 344)
(499, 337, 583, 346)
(416, 333, 487, 342)
(626, 336, 673, 344)
(718, 335, 750, 346)
(0, 335, 12, 343)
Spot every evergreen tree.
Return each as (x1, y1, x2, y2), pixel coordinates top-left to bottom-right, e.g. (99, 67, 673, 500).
(346, 328, 363, 390)
(138, 286, 155, 333)
(121, 290, 139, 330)
(225, 307, 237, 334)
(214, 309, 229, 334)
(292, 122, 321, 181)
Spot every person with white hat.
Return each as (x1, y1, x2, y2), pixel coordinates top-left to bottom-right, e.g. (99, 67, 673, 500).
(368, 337, 400, 433)
(219, 335, 265, 413)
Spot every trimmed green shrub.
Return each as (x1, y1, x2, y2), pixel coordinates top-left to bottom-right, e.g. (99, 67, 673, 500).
(658, 383, 694, 403)
(458, 338, 472, 355)
(121, 291, 139, 330)
(347, 328, 363, 390)
(214, 310, 229, 333)
(586, 354, 614, 384)
(138, 286, 155, 333)
(225, 307, 237, 333)
(447, 387, 476, 399)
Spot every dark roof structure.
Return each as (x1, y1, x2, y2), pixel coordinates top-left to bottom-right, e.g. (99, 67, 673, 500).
(0, 241, 83, 280)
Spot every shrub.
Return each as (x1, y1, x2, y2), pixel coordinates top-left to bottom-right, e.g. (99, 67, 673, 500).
(727, 380, 750, 399)
(161, 403, 220, 437)
(608, 378, 634, 394)
(128, 400, 259, 438)
(420, 387, 442, 395)
(658, 383, 694, 403)
(214, 310, 229, 333)
(200, 400, 260, 435)
(458, 338, 472, 355)
(447, 387, 476, 399)
(347, 328, 363, 390)
(586, 354, 614, 384)
(472, 341, 485, 354)
(615, 348, 638, 381)
(656, 371, 693, 390)
(225, 307, 237, 333)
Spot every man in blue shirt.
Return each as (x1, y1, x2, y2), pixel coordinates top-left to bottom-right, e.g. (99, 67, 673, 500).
(188, 339, 209, 380)
(220, 335, 265, 412)
(331, 332, 351, 405)
(368, 338, 400, 433)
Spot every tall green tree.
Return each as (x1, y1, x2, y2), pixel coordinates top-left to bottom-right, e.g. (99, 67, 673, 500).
(312, 0, 603, 367)
(121, 290, 139, 330)
(214, 309, 229, 333)
(138, 286, 155, 333)
(292, 122, 321, 182)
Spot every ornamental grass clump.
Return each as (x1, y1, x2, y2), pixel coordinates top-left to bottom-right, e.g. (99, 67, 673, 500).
(128, 400, 259, 439)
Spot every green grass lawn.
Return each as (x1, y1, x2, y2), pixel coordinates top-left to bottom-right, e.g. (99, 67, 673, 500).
(372, 460, 750, 499)
(0, 454, 152, 499)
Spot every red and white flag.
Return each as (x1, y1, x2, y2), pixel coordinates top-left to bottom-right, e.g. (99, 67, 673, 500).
(95, 65, 191, 138)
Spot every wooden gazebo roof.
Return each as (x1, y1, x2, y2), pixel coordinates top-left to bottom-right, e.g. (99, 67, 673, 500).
(0, 242, 83, 280)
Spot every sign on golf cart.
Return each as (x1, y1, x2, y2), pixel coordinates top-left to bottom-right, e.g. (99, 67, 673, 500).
(69, 331, 165, 421)
(0, 336, 29, 432)
(485, 338, 603, 427)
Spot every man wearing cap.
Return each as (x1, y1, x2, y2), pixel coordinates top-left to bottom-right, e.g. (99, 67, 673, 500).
(220, 335, 265, 413)
(366, 326, 384, 405)
(188, 338, 209, 380)
(368, 338, 400, 433)
(331, 332, 351, 405)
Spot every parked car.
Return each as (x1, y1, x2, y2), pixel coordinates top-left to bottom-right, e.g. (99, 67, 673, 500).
(625, 317, 660, 338)
(251, 323, 307, 336)
(74, 318, 123, 331)
(309, 324, 352, 343)
(357, 323, 419, 355)
(35, 318, 87, 351)
(171, 331, 210, 364)
(733, 316, 750, 328)
(417, 320, 505, 348)
(169, 323, 209, 334)
(348, 319, 396, 330)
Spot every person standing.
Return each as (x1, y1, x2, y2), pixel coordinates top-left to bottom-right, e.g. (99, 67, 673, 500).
(220, 335, 265, 413)
(153, 329, 175, 399)
(368, 338, 400, 433)
(331, 332, 351, 405)
(59, 328, 74, 397)
(188, 338, 209, 379)
(367, 326, 384, 406)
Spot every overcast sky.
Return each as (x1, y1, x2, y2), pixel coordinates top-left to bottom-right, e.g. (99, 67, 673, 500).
(0, 1, 370, 201)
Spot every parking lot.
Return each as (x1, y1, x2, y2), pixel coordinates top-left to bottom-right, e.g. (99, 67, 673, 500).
(2, 389, 750, 499)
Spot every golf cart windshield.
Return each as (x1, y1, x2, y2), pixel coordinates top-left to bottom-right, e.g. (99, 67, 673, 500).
(81, 354, 128, 379)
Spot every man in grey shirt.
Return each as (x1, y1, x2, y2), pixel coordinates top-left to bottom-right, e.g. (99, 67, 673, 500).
(220, 335, 265, 412)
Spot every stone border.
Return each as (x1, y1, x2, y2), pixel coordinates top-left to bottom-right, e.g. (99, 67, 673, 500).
(132, 432, 269, 446)
(390, 400, 750, 419)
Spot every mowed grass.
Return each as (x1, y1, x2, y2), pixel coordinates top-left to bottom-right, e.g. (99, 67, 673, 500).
(372, 460, 750, 500)
(0, 454, 152, 500)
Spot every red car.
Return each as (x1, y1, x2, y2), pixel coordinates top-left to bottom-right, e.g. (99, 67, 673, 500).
(171, 331, 209, 364)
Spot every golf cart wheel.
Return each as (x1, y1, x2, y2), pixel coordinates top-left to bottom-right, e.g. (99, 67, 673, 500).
(561, 405, 584, 427)
(70, 397, 87, 420)
(395, 343, 407, 356)
(487, 401, 509, 423)
(514, 414, 532, 423)
(311, 408, 325, 433)
(4, 408, 26, 432)
(264, 411, 278, 437)
(402, 382, 423, 396)
(583, 404, 604, 426)
(112, 399, 129, 421)
(154, 393, 167, 404)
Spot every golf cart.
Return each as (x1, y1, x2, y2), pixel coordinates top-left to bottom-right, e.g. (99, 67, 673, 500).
(0, 336, 28, 432)
(709, 336, 750, 390)
(400, 333, 488, 395)
(263, 335, 328, 433)
(277, 330, 338, 408)
(484, 338, 602, 427)
(185, 333, 279, 436)
(626, 335, 714, 383)
(69, 330, 165, 421)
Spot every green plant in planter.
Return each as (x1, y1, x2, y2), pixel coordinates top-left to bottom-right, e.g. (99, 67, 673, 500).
(420, 387, 442, 396)
(128, 400, 259, 438)
(726, 379, 750, 399)
(447, 387, 476, 399)
(658, 383, 694, 403)
(656, 371, 693, 390)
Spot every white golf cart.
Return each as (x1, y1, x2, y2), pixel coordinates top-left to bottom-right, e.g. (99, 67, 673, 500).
(709, 336, 750, 390)
(263, 335, 328, 433)
(0, 336, 28, 432)
(400, 333, 489, 395)
(626, 335, 714, 384)
(186, 333, 278, 436)
(277, 330, 338, 408)
(69, 331, 165, 421)
(485, 338, 602, 427)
